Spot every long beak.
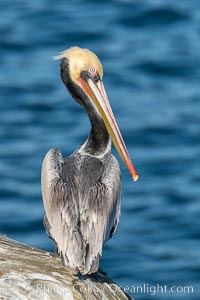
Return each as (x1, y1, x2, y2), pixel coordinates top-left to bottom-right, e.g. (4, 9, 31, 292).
(77, 77, 139, 181)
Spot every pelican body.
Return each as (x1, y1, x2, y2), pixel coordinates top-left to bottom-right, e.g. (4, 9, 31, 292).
(41, 47, 138, 275)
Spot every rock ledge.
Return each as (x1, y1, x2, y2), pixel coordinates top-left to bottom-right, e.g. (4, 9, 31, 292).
(0, 234, 133, 300)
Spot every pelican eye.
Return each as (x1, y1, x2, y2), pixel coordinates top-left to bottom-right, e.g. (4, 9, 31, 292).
(89, 66, 96, 73)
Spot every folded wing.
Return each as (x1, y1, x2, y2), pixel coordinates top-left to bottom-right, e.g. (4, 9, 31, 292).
(41, 148, 121, 274)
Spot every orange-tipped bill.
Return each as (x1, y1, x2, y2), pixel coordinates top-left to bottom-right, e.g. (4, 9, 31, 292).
(77, 77, 139, 181)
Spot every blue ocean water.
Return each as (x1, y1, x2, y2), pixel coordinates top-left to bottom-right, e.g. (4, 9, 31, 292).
(0, 0, 200, 299)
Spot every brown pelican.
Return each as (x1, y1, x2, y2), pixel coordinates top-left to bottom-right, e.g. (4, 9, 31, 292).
(41, 47, 138, 275)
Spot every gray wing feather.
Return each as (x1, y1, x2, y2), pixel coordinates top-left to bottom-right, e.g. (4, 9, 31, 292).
(41, 148, 121, 274)
(78, 154, 121, 273)
(41, 148, 84, 272)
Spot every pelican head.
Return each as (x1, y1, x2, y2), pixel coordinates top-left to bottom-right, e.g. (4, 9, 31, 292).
(54, 47, 138, 181)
